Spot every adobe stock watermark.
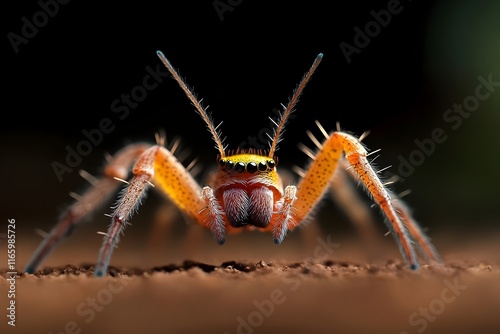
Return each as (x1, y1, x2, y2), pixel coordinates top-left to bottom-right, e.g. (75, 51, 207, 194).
(213, 0, 243, 22)
(7, 0, 71, 54)
(399, 277, 467, 334)
(394, 74, 499, 182)
(339, 0, 408, 64)
(51, 61, 171, 182)
(224, 235, 340, 334)
(48, 278, 129, 334)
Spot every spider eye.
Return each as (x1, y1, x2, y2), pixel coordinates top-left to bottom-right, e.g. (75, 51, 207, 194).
(225, 160, 234, 171)
(234, 162, 245, 173)
(258, 161, 268, 172)
(246, 162, 258, 173)
(222, 159, 274, 173)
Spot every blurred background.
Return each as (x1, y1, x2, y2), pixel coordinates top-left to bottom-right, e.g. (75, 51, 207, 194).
(2, 0, 499, 267)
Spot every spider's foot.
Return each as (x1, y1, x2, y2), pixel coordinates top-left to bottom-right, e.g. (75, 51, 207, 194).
(94, 268, 107, 277)
(409, 263, 419, 271)
(273, 226, 288, 245)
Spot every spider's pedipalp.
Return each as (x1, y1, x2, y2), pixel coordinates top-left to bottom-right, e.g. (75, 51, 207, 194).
(272, 185, 297, 244)
(201, 186, 226, 244)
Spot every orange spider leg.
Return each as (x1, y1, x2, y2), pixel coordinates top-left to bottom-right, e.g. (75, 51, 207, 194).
(94, 144, 225, 276)
(387, 193, 441, 262)
(24, 143, 151, 274)
(324, 158, 385, 255)
(284, 125, 438, 269)
(337, 157, 441, 263)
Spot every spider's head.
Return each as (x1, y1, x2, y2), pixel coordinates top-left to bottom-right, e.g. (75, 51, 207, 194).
(217, 154, 276, 174)
(211, 152, 283, 229)
(213, 149, 281, 190)
(213, 152, 281, 192)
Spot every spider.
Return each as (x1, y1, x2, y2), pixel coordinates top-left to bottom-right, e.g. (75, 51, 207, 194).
(25, 51, 441, 277)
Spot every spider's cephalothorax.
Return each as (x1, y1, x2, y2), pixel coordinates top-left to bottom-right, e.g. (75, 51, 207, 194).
(24, 51, 441, 277)
(214, 153, 282, 229)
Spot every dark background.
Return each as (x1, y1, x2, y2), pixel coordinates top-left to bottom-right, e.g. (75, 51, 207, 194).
(2, 0, 499, 242)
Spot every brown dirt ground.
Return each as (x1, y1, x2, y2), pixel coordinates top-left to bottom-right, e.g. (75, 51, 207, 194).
(1, 228, 499, 334)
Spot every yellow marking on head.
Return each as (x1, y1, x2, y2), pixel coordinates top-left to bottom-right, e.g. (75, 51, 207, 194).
(216, 154, 282, 192)
(218, 154, 276, 173)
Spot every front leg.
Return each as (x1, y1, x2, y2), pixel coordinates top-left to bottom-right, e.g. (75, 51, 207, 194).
(95, 145, 226, 276)
(285, 124, 441, 269)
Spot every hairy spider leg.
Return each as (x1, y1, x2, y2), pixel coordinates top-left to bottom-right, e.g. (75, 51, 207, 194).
(336, 157, 441, 263)
(281, 127, 440, 269)
(94, 145, 225, 276)
(24, 144, 150, 274)
(386, 193, 441, 262)
(327, 158, 384, 252)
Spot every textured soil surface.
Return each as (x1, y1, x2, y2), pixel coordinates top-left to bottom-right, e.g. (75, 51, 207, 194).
(1, 231, 499, 334)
